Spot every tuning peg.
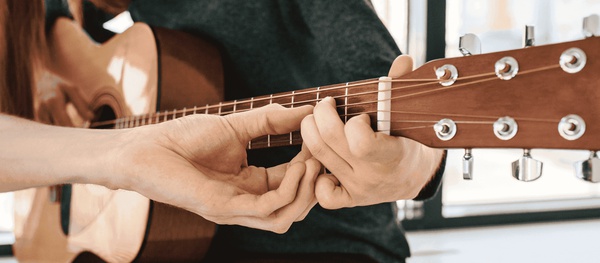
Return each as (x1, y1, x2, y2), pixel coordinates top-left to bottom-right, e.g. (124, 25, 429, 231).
(583, 14, 599, 37)
(574, 151, 600, 183)
(462, 149, 474, 180)
(459, 33, 481, 56)
(523, 25, 535, 47)
(511, 149, 543, 182)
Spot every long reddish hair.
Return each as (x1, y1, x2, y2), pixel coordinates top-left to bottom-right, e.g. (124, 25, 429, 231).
(0, 0, 46, 119)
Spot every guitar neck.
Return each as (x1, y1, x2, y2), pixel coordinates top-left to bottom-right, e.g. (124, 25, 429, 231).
(91, 78, 382, 149)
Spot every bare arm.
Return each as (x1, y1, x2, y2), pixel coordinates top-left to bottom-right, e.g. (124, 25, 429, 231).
(0, 104, 319, 233)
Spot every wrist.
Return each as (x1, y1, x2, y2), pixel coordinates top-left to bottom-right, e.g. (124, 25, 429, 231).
(61, 127, 132, 189)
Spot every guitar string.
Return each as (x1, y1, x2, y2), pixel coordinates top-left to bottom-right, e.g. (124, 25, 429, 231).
(90, 64, 560, 128)
(150, 64, 554, 118)
(182, 64, 557, 120)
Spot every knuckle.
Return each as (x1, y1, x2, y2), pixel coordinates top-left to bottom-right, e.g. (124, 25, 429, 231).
(264, 103, 283, 110)
(316, 193, 337, 210)
(349, 138, 374, 158)
(256, 206, 273, 218)
(271, 221, 291, 234)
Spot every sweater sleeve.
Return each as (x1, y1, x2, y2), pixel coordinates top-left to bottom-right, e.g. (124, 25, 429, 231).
(413, 150, 447, 201)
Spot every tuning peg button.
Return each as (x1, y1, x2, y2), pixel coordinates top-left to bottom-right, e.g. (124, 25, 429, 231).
(575, 151, 600, 183)
(463, 149, 474, 180)
(583, 14, 599, 37)
(459, 33, 481, 56)
(523, 25, 535, 47)
(512, 149, 543, 182)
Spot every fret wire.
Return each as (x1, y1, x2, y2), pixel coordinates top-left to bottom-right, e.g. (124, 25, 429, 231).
(218, 102, 222, 116)
(164, 110, 168, 122)
(172, 109, 176, 120)
(290, 91, 295, 144)
(183, 107, 187, 117)
(205, 104, 209, 114)
(248, 97, 254, 150)
(155, 112, 159, 124)
(344, 83, 349, 123)
(233, 100, 237, 113)
(316, 87, 320, 105)
(142, 115, 146, 126)
(193, 106, 197, 114)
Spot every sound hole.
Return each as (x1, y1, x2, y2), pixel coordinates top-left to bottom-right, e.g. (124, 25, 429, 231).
(92, 105, 117, 129)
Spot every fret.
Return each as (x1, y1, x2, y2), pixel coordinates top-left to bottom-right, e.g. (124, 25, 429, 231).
(290, 91, 295, 144)
(128, 116, 133, 128)
(269, 94, 273, 105)
(345, 83, 349, 123)
(316, 87, 320, 105)
(172, 109, 177, 120)
(218, 102, 222, 116)
(135, 116, 140, 127)
(220, 101, 235, 116)
(155, 112, 159, 124)
(193, 106, 197, 114)
(247, 131, 303, 149)
(182, 107, 187, 117)
(248, 97, 254, 150)
(252, 95, 270, 108)
(205, 104, 209, 115)
(141, 115, 146, 126)
(164, 110, 168, 122)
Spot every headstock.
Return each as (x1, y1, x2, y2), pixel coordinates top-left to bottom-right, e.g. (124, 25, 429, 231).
(389, 15, 600, 182)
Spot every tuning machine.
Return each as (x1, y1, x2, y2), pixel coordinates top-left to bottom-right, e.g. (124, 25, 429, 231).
(462, 149, 474, 180)
(459, 33, 481, 56)
(583, 14, 599, 37)
(574, 151, 600, 183)
(512, 149, 543, 182)
(523, 25, 535, 47)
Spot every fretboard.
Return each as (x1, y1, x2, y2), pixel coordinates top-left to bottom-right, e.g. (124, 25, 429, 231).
(90, 78, 381, 149)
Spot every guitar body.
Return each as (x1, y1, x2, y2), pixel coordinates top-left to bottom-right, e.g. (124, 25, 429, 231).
(14, 18, 220, 262)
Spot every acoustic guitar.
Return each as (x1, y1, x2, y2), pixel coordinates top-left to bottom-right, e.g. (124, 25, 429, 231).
(14, 15, 600, 262)
(14, 18, 220, 262)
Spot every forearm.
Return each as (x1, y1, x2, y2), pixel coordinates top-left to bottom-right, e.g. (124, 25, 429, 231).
(0, 114, 122, 192)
